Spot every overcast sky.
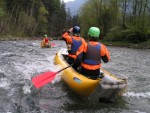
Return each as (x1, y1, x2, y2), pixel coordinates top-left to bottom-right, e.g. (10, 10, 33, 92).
(63, 0, 75, 3)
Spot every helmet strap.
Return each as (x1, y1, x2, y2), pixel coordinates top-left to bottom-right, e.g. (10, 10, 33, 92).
(73, 33, 80, 36)
(89, 36, 97, 41)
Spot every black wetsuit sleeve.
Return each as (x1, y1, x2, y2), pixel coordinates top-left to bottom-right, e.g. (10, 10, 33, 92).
(101, 55, 109, 63)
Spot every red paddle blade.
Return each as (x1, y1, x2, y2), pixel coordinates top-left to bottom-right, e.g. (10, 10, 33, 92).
(50, 43, 56, 47)
(32, 71, 57, 88)
(33, 75, 56, 88)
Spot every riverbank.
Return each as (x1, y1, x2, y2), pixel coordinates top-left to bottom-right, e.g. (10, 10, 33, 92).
(0, 35, 32, 41)
(101, 39, 150, 49)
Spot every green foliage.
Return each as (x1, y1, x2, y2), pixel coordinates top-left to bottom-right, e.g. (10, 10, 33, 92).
(1, 0, 149, 45)
(79, 0, 120, 38)
(0, 0, 6, 18)
(107, 25, 149, 43)
(0, 0, 73, 38)
(0, 7, 5, 17)
(145, 27, 150, 37)
(79, 0, 150, 44)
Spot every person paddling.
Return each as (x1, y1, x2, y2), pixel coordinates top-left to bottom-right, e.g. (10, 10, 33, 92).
(62, 26, 86, 70)
(41, 34, 50, 47)
(75, 27, 110, 78)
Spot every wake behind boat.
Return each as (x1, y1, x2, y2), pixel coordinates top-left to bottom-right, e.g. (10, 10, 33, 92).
(54, 48, 127, 101)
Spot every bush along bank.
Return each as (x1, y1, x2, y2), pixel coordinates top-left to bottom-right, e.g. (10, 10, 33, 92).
(101, 39, 150, 49)
(100, 26, 150, 49)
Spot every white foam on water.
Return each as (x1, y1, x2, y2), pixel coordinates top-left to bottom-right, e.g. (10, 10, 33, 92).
(14, 62, 33, 80)
(122, 110, 147, 113)
(52, 70, 61, 84)
(32, 42, 39, 46)
(123, 91, 150, 99)
(13, 47, 63, 95)
(46, 55, 63, 84)
(14, 54, 56, 80)
(14, 52, 61, 94)
(133, 110, 146, 113)
(0, 77, 10, 89)
(22, 84, 31, 94)
(1, 52, 13, 56)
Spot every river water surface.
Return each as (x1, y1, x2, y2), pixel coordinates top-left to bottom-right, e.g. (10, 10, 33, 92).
(0, 40, 150, 113)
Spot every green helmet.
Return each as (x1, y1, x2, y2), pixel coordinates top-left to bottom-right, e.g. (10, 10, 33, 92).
(44, 34, 47, 37)
(88, 27, 100, 38)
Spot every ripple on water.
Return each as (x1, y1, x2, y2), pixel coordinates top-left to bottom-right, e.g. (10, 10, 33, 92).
(124, 91, 150, 99)
(0, 41, 150, 113)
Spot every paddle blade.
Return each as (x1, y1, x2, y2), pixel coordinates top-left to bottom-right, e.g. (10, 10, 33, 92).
(33, 75, 56, 88)
(32, 71, 57, 88)
(32, 65, 71, 88)
(50, 43, 56, 47)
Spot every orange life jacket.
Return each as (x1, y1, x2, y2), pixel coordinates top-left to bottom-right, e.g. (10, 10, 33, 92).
(83, 42, 101, 65)
(81, 41, 110, 70)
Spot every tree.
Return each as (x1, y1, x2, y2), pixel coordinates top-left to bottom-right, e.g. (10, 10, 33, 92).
(0, 0, 6, 33)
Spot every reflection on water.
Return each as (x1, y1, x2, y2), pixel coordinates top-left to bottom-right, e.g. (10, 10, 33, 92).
(0, 40, 150, 113)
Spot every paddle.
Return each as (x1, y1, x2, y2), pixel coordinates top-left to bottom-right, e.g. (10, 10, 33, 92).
(32, 65, 71, 88)
(50, 43, 56, 47)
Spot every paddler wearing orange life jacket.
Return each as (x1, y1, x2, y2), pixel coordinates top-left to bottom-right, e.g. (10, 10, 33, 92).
(75, 27, 110, 78)
(62, 26, 86, 70)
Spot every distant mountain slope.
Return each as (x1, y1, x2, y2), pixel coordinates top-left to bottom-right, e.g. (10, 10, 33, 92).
(65, 0, 85, 16)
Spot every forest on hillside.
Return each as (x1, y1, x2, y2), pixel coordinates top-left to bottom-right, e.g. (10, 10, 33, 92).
(0, 0, 150, 45)
(0, 0, 78, 38)
(79, 0, 150, 44)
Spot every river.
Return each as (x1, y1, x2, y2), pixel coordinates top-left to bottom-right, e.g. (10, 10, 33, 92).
(0, 40, 150, 113)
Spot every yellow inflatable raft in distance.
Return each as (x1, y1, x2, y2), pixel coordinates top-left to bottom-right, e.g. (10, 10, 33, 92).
(54, 48, 127, 100)
(41, 42, 51, 48)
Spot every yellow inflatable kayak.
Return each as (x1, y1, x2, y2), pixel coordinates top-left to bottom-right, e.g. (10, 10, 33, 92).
(41, 42, 51, 48)
(54, 48, 127, 100)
